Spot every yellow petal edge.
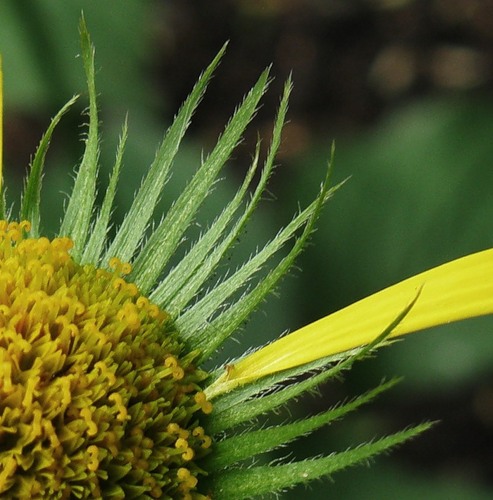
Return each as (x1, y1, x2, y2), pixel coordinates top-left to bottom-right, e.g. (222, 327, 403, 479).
(207, 248, 493, 399)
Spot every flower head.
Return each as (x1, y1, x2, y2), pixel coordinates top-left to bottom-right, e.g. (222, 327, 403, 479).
(0, 18, 492, 499)
(0, 220, 212, 498)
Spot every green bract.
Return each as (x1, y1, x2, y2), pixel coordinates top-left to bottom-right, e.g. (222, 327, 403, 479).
(0, 17, 434, 499)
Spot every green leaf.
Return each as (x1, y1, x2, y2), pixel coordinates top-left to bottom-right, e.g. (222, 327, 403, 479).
(59, 16, 99, 257)
(150, 144, 260, 315)
(130, 67, 271, 294)
(81, 117, 128, 264)
(21, 95, 78, 237)
(152, 79, 293, 317)
(104, 43, 228, 268)
(208, 423, 434, 499)
(205, 379, 400, 471)
(179, 152, 336, 359)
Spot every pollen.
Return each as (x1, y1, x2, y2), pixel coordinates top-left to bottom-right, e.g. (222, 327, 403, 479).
(0, 220, 213, 498)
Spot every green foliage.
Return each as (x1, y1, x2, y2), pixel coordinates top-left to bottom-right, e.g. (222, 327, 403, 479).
(208, 423, 433, 499)
(205, 379, 401, 471)
(59, 17, 99, 256)
(82, 118, 127, 264)
(105, 44, 228, 277)
(128, 59, 267, 295)
(21, 94, 78, 236)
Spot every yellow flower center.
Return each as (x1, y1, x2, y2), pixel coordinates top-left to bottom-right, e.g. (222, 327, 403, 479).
(0, 221, 212, 499)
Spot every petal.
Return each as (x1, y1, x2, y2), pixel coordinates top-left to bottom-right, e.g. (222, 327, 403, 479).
(209, 248, 493, 397)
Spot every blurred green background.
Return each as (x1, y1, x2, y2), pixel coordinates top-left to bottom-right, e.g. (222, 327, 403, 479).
(1, 1, 493, 498)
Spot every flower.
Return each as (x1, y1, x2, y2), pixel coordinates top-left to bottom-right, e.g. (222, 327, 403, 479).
(0, 221, 212, 498)
(0, 18, 492, 499)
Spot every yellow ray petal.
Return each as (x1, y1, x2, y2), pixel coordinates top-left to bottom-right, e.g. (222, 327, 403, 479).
(207, 248, 493, 398)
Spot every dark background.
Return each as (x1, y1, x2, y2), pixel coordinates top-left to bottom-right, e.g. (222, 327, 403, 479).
(1, 1, 493, 498)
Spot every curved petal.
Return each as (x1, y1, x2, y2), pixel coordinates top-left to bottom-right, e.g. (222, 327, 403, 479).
(208, 248, 493, 397)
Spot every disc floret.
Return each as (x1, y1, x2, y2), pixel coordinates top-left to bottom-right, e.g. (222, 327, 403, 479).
(0, 221, 212, 499)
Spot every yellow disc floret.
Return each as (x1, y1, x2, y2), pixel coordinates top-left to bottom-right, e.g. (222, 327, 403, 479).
(0, 221, 212, 499)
